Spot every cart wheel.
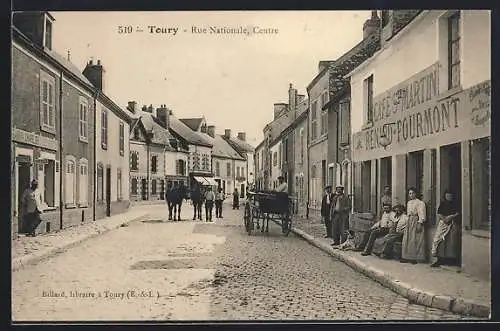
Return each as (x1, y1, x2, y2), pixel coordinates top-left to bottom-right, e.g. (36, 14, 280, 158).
(244, 204, 252, 235)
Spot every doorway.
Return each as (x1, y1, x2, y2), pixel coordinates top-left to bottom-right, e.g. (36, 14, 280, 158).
(141, 179, 148, 200)
(106, 167, 111, 217)
(407, 151, 424, 200)
(240, 183, 245, 198)
(361, 161, 371, 213)
(17, 161, 31, 233)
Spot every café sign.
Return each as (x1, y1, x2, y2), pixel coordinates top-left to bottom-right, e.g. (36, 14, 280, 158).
(12, 128, 58, 151)
(352, 67, 490, 162)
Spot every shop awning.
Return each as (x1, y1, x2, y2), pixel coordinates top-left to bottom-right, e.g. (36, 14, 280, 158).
(193, 176, 218, 186)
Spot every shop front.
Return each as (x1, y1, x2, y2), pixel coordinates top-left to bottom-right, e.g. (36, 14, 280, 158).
(352, 65, 490, 279)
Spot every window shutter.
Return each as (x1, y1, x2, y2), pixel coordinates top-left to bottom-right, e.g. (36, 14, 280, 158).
(54, 160, 60, 208)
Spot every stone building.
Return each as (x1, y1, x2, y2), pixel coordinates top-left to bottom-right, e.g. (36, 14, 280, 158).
(85, 60, 131, 218)
(223, 130, 256, 195)
(347, 10, 491, 280)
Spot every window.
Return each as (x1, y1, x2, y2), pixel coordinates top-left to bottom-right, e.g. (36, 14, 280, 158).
(279, 147, 282, 167)
(284, 139, 288, 163)
(119, 122, 125, 156)
(40, 159, 56, 208)
(151, 155, 158, 173)
(160, 180, 165, 199)
(40, 71, 55, 133)
(227, 163, 231, 176)
(133, 128, 140, 140)
(101, 109, 108, 149)
(273, 152, 277, 166)
(311, 100, 318, 140)
(311, 165, 317, 178)
(321, 91, 328, 109)
(131, 152, 138, 171)
(78, 158, 88, 206)
(339, 101, 351, 145)
(97, 163, 104, 201)
(44, 18, 52, 49)
(321, 111, 328, 135)
(364, 75, 374, 123)
(131, 178, 138, 194)
(117, 168, 122, 200)
(448, 12, 461, 90)
(192, 152, 200, 171)
(202, 154, 210, 170)
(79, 97, 88, 142)
(152, 179, 157, 195)
(65, 157, 76, 206)
(300, 128, 305, 163)
(215, 161, 220, 177)
(176, 159, 186, 175)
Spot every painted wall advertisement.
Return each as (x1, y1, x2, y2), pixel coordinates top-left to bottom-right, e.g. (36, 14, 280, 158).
(352, 63, 490, 162)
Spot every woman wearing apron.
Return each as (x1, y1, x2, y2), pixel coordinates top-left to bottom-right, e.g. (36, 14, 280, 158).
(401, 187, 427, 264)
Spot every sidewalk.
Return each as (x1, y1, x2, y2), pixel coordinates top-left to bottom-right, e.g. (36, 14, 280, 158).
(12, 206, 155, 272)
(288, 216, 491, 318)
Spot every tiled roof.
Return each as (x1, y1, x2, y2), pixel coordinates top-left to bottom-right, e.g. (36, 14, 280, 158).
(225, 136, 255, 154)
(204, 134, 245, 160)
(264, 110, 296, 145)
(325, 32, 381, 106)
(138, 113, 176, 151)
(169, 115, 213, 147)
(179, 118, 203, 131)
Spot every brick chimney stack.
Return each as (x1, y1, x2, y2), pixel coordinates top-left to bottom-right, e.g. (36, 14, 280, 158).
(237, 132, 246, 141)
(363, 10, 381, 39)
(224, 129, 231, 139)
(156, 104, 170, 129)
(207, 125, 216, 138)
(82, 58, 106, 91)
(127, 101, 137, 114)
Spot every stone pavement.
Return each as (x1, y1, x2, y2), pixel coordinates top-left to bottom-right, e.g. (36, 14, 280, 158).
(11, 204, 165, 271)
(290, 216, 491, 318)
(12, 203, 474, 321)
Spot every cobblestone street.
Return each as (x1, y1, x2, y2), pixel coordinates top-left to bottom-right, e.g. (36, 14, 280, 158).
(12, 202, 470, 321)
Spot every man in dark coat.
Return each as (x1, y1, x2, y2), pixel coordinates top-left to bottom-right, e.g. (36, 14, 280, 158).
(321, 185, 333, 238)
(330, 185, 351, 246)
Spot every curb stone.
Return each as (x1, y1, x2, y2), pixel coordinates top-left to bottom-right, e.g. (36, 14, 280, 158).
(12, 212, 148, 272)
(284, 221, 490, 318)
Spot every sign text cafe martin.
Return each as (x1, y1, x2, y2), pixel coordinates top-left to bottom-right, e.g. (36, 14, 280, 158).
(352, 63, 491, 162)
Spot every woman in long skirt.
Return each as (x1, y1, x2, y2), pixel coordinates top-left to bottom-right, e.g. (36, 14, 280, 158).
(401, 187, 427, 264)
(430, 190, 460, 267)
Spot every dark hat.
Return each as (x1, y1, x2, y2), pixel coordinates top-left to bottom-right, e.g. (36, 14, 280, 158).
(392, 198, 405, 209)
(335, 185, 344, 189)
(277, 176, 284, 180)
(325, 185, 332, 190)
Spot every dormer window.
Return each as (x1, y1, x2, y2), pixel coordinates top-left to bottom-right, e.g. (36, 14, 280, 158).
(44, 16, 53, 50)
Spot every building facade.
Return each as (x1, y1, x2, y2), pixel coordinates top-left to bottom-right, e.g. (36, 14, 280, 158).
(307, 61, 334, 218)
(12, 12, 97, 234)
(223, 131, 256, 196)
(86, 61, 131, 219)
(291, 97, 309, 217)
(348, 10, 491, 280)
(254, 140, 266, 190)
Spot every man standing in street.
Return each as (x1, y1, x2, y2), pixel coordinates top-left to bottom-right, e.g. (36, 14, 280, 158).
(321, 185, 333, 238)
(215, 188, 224, 219)
(330, 185, 351, 246)
(204, 186, 215, 222)
(21, 179, 43, 237)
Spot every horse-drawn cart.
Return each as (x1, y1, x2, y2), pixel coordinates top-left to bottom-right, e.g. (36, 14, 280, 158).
(243, 191, 294, 236)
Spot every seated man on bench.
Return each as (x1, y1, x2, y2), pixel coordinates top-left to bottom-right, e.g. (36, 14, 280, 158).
(356, 202, 394, 256)
(372, 201, 408, 259)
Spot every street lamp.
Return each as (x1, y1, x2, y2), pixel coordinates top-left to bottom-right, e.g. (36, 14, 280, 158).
(378, 122, 396, 150)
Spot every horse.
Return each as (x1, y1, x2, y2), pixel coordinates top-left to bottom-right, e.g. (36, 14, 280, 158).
(190, 184, 203, 220)
(166, 184, 187, 221)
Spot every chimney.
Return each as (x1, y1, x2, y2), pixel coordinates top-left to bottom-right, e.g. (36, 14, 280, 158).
(200, 123, 207, 133)
(207, 125, 216, 138)
(363, 10, 381, 39)
(13, 12, 54, 50)
(127, 101, 137, 114)
(147, 104, 154, 113)
(237, 132, 246, 141)
(82, 58, 105, 91)
(142, 105, 148, 112)
(288, 83, 298, 113)
(273, 103, 288, 120)
(224, 129, 231, 139)
(381, 10, 421, 46)
(318, 61, 334, 73)
(156, 104, 170, 129)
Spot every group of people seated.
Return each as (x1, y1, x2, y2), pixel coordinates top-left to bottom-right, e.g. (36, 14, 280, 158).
(324, 185, 461, 268)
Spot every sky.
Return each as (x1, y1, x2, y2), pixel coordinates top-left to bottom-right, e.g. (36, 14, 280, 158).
(51, 11, 372, 145)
